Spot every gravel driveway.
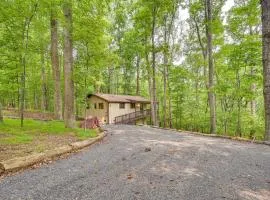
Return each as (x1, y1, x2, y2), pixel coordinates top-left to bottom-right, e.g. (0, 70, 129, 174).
(0, 125, 270, 200)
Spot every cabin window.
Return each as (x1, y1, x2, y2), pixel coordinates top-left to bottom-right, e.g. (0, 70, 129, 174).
(99, 103, 104, 109)
(94, 103, 97, 109)
(119, 103, 125, 109)
(86, 102, 90, 109)
(130, 103, 135, 109)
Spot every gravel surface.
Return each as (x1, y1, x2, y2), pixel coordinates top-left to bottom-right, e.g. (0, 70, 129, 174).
(0, 125, 270, 200)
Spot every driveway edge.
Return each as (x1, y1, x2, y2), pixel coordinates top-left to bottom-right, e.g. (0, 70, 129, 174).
(147, 125, 270, 146)
(0, 132, 106, 175)
(69, 132, 105, 150)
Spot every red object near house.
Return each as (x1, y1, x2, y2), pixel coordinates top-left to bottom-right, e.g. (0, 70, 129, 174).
(80, 117, 100, 129)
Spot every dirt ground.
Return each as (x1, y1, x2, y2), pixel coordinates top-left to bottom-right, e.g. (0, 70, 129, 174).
(0, 134, 77, 161)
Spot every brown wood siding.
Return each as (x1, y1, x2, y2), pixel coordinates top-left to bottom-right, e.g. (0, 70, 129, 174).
(86, 96, 108, 124)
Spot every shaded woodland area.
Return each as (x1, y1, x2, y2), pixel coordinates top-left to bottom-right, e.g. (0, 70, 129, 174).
(0, 0, 270, 141)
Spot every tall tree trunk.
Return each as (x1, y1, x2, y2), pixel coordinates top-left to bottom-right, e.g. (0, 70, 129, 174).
(107, 66, 112, 93)
(0, 102, 3, 123)
(144, 36, 153, 124)
(20, 20, 31, 126)
(151, 6, 158, 126)
(249, 28, 256, 117)
(112, 67, 116, 94)
(237, 99, 242, 137)
(168, 90, 172, 128)
(20, 42, 26, 127)
(123, 65, 129, 94)
(250, 67, 256, 116)
(63, 0, 75, 128)
(192, 16, 207, 85)
(261, 0, 270, 141)
(33, 88, 38, 110)
(163, 17, 168, 128)
(19, 4, 37, 127)
(167, 10, 177, 129)
(75, 85, 79, 119)
(167, 61, 172, 128)
(221, 98, 228, 135)
(136, 55, 140, 96)
(17, 72, 20, 110)
(84, 45, 90, 129)
(51, 9, 62, 120)
(116, 68, 119, 94)
(236, 70, 242, 137)
(41, 49, 47, 111)
(205, 0, 216, 134)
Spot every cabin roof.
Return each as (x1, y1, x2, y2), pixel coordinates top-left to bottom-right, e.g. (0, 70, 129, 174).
(88, 93, 151, 103)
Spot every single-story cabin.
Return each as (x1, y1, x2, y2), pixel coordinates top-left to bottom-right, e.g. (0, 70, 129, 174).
(86, 93, 151, 124)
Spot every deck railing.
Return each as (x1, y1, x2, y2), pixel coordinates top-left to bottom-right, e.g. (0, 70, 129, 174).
(114, 109, 151, 124)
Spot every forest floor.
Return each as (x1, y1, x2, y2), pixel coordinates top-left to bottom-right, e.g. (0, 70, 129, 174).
(0, 119, 97, 161)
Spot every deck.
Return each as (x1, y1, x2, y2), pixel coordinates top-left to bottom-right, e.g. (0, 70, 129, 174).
(114, 109, 151, 124)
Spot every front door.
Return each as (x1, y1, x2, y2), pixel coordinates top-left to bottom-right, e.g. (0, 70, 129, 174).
(140, 103, 144, 111)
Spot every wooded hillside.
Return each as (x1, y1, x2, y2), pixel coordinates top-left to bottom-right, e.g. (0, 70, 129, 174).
(0, 0, 269, 140)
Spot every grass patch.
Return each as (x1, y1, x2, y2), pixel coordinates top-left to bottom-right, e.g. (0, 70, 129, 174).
(0, 119, 98, 145)
(75, 129, 98, 140)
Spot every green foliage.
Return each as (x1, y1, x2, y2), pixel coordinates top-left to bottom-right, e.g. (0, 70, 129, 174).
(169, 0, 264, 139)
(0, 0, 266, 139)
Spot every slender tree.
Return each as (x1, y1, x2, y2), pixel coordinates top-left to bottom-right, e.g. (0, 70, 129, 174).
(261, 0, 270, 141)
(151, 4, 158, 126)
(205, 0, 216, 134)
(63, 0, 75, 128)
(20, 3, 38, 127)
(163, 15, 168, 128)
(136, 55, 140, 96)
(0, 102, 3, 123)
(40, 47, 48, 111)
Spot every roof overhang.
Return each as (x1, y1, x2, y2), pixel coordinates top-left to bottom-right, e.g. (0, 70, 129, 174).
(87, 93, 151, 104)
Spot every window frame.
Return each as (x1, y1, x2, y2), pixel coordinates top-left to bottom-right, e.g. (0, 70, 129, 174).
(98, 103, 104, 109)
(119, 103, 125, 109)
(130, 103, 136, 109)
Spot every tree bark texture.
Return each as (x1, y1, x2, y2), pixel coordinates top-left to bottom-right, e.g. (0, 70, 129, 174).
(19, 4, 37, 127)
(261, 0, 270, 141)
(250, 67, 256, 116)
(136, 55, 140, 96)
(51, 9, 63, 120)
(41, 49, 48, 111)
(0, 102, 3, 122)
(205, 0, 216, 134)
(20, 20, 29, 127)
(63, 1, 75, 128)
(151, 5, 158, 126)
(163, 17, 168, 128)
